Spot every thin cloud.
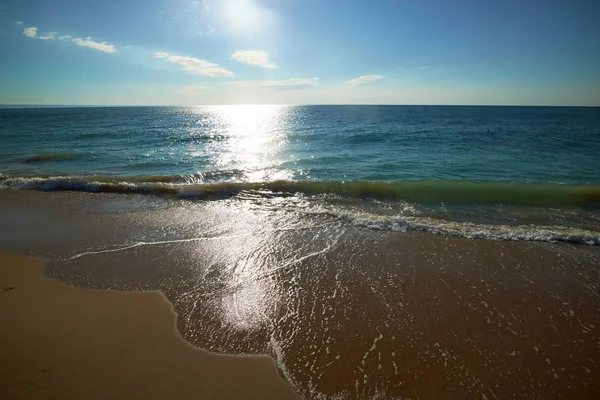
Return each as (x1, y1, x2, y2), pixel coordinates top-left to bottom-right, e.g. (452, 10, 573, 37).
(22, 26, 116, 53)
(155, 52, 233, 77)
(23, 27, 37, 37)
(347, 75, 384, 86)
(418, 66, 428, 69)
(231, 50, 277, 69)
(15, 21, 24, 25)
(38, 32, 58, 40)
(72, 37, 116, 53)
(24, 27, 58, 41)
(229, 78, 318, 88)
(179, 85, 209, 94)
(198, 28, 216, 36)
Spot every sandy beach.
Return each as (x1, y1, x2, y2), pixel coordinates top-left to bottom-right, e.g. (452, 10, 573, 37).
(2, 0, 600, 394)
(0, 251, 298, 400)
(1, 190, 599, 399)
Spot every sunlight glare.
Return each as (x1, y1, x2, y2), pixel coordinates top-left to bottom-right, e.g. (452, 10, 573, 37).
(220, 0, 263, 33)
(191, 105, 293, 182)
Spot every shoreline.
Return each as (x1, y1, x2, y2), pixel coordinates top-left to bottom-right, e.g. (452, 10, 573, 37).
(1, 189, 599, 398)
(0, 251, 299, 400)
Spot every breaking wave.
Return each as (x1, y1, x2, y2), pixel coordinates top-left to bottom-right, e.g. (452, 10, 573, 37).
(1, 174, 599, 207)
(1, 173, 599, 245)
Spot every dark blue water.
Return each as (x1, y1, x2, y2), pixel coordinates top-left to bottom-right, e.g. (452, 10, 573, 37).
(1, 105, 600, 244)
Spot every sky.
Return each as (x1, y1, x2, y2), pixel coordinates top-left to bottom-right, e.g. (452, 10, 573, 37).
(1, 0, 599, 106)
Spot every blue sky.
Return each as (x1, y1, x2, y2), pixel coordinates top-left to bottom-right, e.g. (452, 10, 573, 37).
(1, 0, 599, 105)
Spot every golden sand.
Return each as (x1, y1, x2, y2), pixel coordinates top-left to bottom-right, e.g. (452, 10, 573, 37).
(0, 252, 298, 400)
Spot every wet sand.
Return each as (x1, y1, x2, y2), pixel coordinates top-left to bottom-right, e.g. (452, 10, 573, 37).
(1, 190, 600, 399)
(0, 251, 299, 400)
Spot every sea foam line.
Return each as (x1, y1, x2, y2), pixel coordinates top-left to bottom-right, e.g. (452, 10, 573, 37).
(70, 234, 251, 259)
(335, 213, 600, 245)
(2, 174, 600, 206)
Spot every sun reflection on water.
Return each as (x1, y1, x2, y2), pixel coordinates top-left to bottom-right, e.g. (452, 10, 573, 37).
(190, 105, 294, 182)
(192, 202, 286, 332)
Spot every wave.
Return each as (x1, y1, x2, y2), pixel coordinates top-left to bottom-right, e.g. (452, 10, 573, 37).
(1, 174, 599, 245)
(1, 174, 599, 207)
(335, 212, 600, 245)
(20, 152, 88, 163)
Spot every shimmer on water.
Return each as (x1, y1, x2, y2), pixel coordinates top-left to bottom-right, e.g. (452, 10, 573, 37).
(1, 105, 600, 399)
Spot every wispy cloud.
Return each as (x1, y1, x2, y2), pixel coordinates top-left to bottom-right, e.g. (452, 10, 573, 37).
(38, 32, 58, 40)
(23, 27, 58, 40)
(229, 78, 319, 88)
(72, 37, 116, 53)
(22, 26, 116, 53)
(418, 66, 428, 69)
(23, 27, 37, 37)
(347, 75, 384, 86)
(198, 28, 216, 36)
(179, 85, 209, 94)
(15, 21, 24, 25)
(155, 52, 233, 77)
(231, 50, 277, 69)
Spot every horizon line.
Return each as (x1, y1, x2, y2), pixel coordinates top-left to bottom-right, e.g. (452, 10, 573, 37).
(1, 104, 599, 109)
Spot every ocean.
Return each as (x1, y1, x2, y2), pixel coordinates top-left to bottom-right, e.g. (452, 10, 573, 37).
(1, 105, 600, 398)
(1, 105, 600, 244)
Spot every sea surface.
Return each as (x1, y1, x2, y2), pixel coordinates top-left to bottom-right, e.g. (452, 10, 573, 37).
(2, 105, 600, 399)
(1, 105, 600, 244)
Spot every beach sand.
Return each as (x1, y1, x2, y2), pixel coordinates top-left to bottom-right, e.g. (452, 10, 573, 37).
(1, 190, 600, 398)
(0, 251, 299, 400)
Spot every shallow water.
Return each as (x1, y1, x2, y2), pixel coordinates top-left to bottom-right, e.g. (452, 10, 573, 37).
(1, 191, 599, 399)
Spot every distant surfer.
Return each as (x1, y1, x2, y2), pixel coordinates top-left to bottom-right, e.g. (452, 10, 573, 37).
(486, 129, 490, 133)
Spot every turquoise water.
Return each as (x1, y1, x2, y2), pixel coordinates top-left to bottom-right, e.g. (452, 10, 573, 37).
(1, 105, 600, 243)
(1, 105, 599, 183)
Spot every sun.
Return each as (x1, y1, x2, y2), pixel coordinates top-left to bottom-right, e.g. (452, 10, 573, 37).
(217, 0, 276, 35)
(221, 0, 261, 32)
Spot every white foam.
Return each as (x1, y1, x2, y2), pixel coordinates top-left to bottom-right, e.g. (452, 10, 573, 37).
(3, 175, 598, 246)
(338, 211, 600, 245)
